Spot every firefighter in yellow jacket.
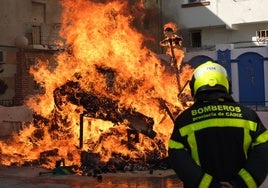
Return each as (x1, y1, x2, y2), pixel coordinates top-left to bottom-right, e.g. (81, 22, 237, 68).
(168, 61, 268, 187)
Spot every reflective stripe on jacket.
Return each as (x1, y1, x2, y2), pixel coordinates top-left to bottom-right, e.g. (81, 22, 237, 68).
(169, 98, 268, 188)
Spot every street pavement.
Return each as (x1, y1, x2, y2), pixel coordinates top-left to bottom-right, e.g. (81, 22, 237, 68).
(0, 166, 267, 188)
(0, 166, 183, 188)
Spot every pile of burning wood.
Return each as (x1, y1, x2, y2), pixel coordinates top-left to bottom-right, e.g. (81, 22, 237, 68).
(32, 66, 169, 175)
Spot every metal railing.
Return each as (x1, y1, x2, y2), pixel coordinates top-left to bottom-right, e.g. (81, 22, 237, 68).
(0, 99, 13, 107)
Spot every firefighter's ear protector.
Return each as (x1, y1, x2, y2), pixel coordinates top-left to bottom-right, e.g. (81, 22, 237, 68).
(189, 61, 232, 97)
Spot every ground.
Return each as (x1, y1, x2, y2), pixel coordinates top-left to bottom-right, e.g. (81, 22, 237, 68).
(0, 166, 267, 187)
(0, 166, 182, 188)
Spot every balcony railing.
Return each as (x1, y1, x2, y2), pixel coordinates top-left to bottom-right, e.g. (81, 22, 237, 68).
(0, 99, 14, 107)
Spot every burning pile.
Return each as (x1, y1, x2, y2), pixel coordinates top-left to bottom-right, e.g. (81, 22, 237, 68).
(0, 0, 193, 173)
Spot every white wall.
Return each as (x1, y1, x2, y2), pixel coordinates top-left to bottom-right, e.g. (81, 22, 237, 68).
(0, 0, 31, 46)
(231, 62, 239, 102)
(0, 0, 62, 46)
(163, 0, 268, 29)
(0, 105, 33, 137)
(217, 0, 268, 27)
(202, 23, 268, 47)
(264, 61, 268, 106)
(161, 0, 268, 49)
(257, 111, 268, 128)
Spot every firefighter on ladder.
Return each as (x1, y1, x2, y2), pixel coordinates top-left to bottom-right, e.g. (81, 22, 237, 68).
(168, 61, 268, 187)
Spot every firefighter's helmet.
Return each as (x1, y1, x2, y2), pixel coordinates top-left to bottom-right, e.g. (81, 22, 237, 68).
(189, 61, 230, 97)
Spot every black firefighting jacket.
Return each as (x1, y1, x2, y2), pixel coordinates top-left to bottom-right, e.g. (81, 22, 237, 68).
(168, 92, 268, 188)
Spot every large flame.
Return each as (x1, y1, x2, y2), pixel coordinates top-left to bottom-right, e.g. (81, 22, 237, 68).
(0, 0, 193, 170)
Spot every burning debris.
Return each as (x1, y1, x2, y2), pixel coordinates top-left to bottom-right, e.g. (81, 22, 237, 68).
(0, 0, 194, 175)
(53, 71, 156, 140)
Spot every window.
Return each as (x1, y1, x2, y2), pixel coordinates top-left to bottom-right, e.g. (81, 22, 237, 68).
(256, 29, 268, 41)
(31, 2, 45, 45)
(0, 51, 3, 62)
(189, 0, 207, 3)
(191, 31, 201, 48)
(0, 51, 4, 73)
(189, 0, 199, 2)
(182, 0, 210, 8)
(32, 26, 41, 44)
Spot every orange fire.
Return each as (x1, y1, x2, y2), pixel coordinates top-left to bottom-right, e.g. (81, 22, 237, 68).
(0, 0, 193, 171)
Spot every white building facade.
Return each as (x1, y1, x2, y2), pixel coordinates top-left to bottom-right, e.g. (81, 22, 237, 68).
(161, 0, 268, 107)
